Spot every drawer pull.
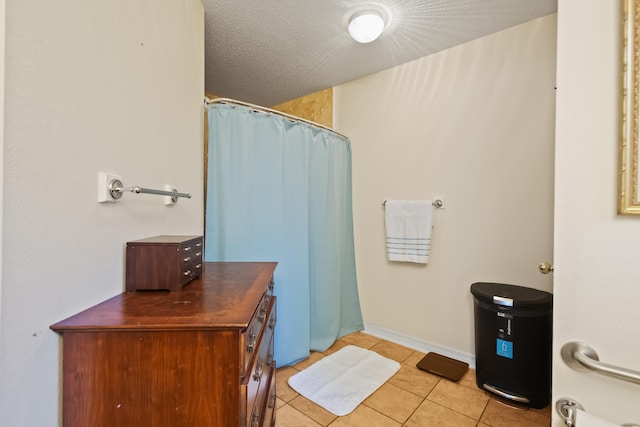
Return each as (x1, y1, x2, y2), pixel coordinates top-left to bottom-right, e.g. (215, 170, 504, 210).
(195, 251, 202, 257)
(247, 329, 257, 354)
(183, 256, 191, 263)
(268, 392, 276, 409)
(253, 360, 264, 381)
(183, 270, 192, 276)
(195, 263, 202, 269)
(196, 242, 202, 248)
(251, 410, 260, 427)
(257, 297, 269, 323)
(183, 246, 192, 251)
(268, 315, 276, 330)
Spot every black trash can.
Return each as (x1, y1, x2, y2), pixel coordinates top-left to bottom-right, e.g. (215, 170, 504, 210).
(470, 282, 552, 409)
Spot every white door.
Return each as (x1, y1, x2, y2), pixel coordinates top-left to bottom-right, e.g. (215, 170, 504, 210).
(553, 1, 640, 425)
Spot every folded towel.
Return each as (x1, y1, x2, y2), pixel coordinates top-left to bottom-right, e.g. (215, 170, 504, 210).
(385, 200, 432, 264)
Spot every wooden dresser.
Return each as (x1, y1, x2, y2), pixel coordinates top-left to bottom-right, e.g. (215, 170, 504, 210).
(51, 262, 277, 427)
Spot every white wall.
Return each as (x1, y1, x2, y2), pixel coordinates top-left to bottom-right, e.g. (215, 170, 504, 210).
(0, 1, 204, 425)
(553, 0, 640, 425)
(334, 15, 557, 362)
(0, 0, 5, 361)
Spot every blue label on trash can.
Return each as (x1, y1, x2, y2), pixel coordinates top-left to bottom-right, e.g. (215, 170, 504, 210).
(496, 339, 513, 359)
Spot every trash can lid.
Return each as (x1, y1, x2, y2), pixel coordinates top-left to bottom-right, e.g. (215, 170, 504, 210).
(470, 282, 552, 308)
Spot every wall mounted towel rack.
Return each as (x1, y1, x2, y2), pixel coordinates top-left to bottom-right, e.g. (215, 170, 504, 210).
(111, 181, 191, 202)
(382, 199, 444, 209)
(98, 172, 191, 204)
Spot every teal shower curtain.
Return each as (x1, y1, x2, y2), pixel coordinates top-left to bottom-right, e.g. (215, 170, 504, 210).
(205, 101, 364, 366)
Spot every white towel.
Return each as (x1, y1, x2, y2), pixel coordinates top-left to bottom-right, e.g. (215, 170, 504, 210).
(384, 200, 432, 264)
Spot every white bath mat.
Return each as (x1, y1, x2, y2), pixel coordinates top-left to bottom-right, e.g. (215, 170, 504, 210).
(287, 345, 401, 416)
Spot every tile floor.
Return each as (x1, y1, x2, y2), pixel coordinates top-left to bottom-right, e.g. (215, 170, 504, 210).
(275, 332, 551, 427)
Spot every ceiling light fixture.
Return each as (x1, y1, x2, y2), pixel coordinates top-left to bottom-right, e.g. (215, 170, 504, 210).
(348, 11, 385, 43)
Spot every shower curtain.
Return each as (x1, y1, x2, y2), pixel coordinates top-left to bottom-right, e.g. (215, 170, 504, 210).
(205, 101, 364, 366)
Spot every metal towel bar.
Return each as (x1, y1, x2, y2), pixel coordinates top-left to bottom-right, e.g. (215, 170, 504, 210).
(120, 186, 192, 199)
(108, 179, 191, 203)
(382, 199, 444, 208)
(561, 341, 640, 385)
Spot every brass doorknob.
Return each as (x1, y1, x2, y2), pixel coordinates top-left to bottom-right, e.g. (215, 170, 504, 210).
(538, 262, 554, 274)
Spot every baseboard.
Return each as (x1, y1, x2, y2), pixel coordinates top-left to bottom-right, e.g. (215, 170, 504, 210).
(363, 323, 476, 369)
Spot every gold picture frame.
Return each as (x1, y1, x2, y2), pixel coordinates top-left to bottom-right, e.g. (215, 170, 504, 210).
(620, 0, 640, 214)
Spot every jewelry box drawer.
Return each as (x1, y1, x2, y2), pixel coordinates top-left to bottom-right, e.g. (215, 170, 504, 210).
(179, 241, 202, 285)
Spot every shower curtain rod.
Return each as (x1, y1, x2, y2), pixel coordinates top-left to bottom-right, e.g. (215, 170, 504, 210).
(204, 97, 349, 140)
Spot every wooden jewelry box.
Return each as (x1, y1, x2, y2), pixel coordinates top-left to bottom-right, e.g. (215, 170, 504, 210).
(125, 235, 203, 291)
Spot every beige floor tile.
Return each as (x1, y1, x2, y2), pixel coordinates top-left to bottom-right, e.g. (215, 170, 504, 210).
(387, 364, 440, 398)
(363, 382, 424, 423)
(479, 399, 550, 427)
(339, 331, 383, 349)
(456, 366, 478, 390)
(402, 351, 426, 367)
(294, 351, 325, 370)
(328, 404, 401, 427)
(322, 339, 349, 355)
(427, 377, 489, 419)
(405, 400, 477, 427)
(370, 340, 414, 363)
(277, 332, 550, 427)
(288, 395, 337, 426)
(276, 404, 323, 426)
(276, 366, 300, 402)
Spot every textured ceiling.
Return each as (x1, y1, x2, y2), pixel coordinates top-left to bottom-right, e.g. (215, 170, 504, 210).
(203, 0, 557, 106)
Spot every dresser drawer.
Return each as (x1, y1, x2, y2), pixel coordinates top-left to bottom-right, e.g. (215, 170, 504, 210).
(243, 333, 274, 427)
(241, 295, 276, 427)
(240, 293, 275, 376)
(261, 368, 276, 427)
(125, 235, 203, 291)
(250, 364, 276, 427)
